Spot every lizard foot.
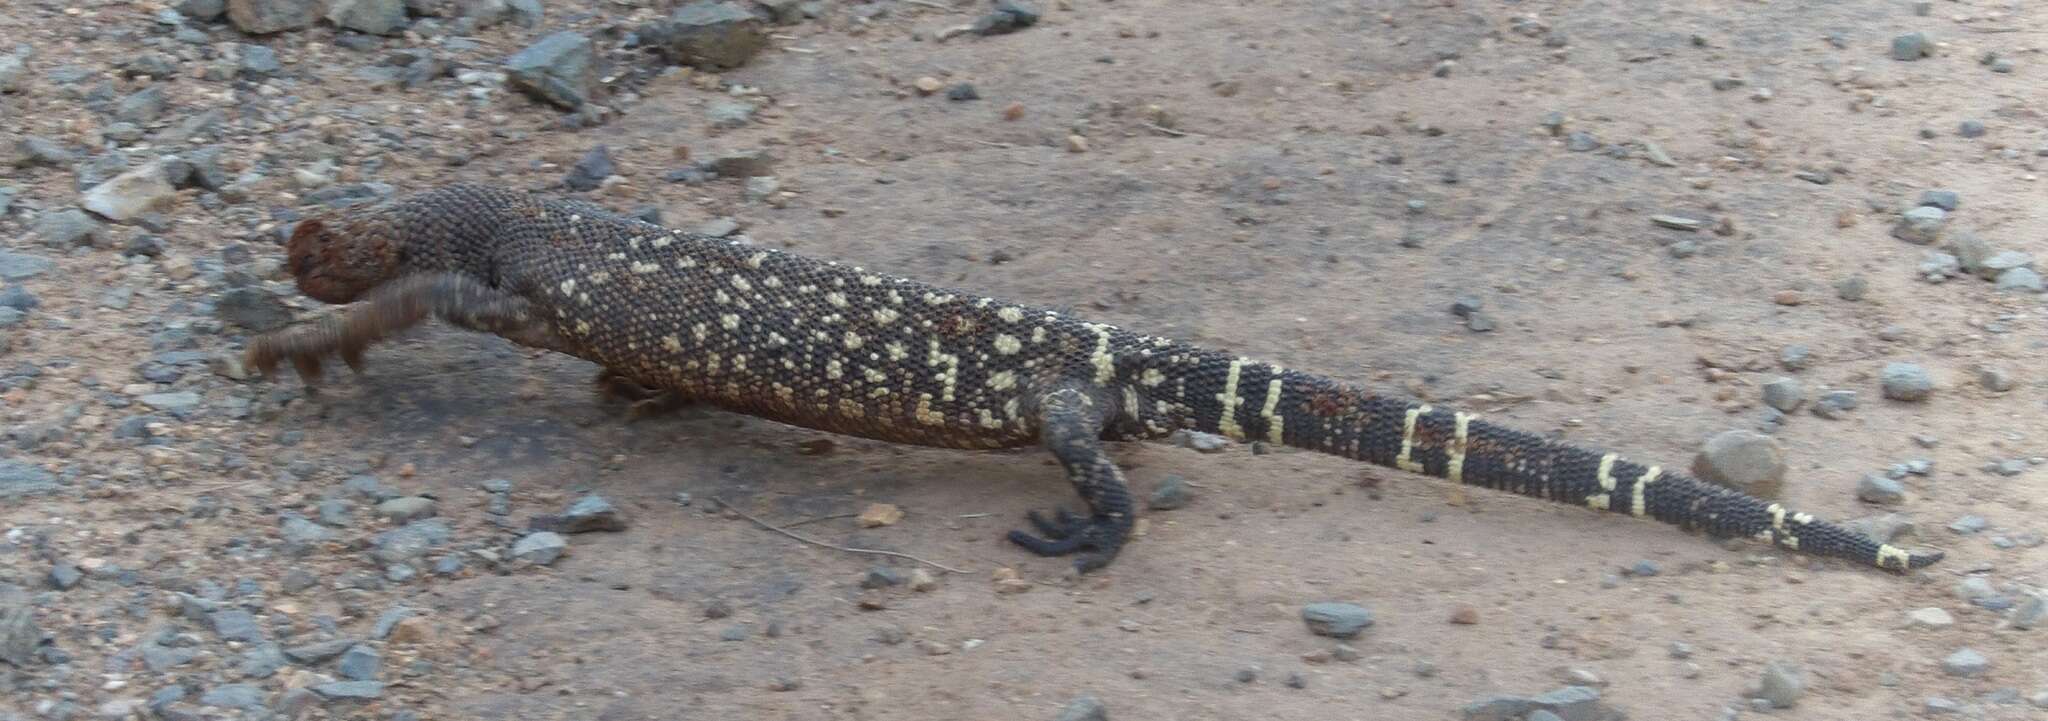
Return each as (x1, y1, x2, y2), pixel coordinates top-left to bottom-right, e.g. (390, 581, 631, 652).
(592, 370, 691, 422)
(1005, 508, 1130, 573)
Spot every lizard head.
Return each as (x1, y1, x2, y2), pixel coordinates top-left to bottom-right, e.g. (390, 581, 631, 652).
(283, 210, 405, 304)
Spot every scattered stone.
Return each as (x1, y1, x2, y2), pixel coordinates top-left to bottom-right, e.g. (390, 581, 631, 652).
(370, 518, 454, 563)
(1757, 662, 1804, 708)
(1996, 268, 2043, 293)
(198, 684, 264, 710)
(0, 602, 42, 667)
(643, 1, 768, 69)
(1779, 345, 1811, 371)
(284, 638, 355, 664)
(1948, 515, 1988, 535)
(1907, 607, 1955, 629)
(1858, 475, 1905, 505)
(2010, 595, 2044, 630)
(505, 31, 596, 111)
(115, 86, 168, 124)
(209, 609, 263, 642)
(1891, 32, 1932, 61)
(1692, 430, 1786, 498)
(945, 83, 979, 101)
(857, 503, 903, 527)
(1880, 362, 1934, 402)
(563, 145, 614, 191)
(337, 644, 380, 680)
(227, 0, 323, 33)
(239, 44, 283, 78)
(31, 208, 104, 248)
(706, 149, 774, 177)
(1053, 696, 1107, 721)
(310, 680, 385, 701)
(1958, 119, 1987, 138)
(1811, 390, 1858, 419)
(532, 494, 629, 533)
(973, 0, 1040, 36)
(1978, 367, 2016, 392)
(82, 161, 178, 222)
(1919, 190, 1961, 211)
(1565, 131, 1599, 152)
(1624, 559, 1662, 577)
(1892, 206, 1946, 245)
(1834, 275, 1867, 300)
(1301, 602, 1373, 639)
(1942, 648, 1988, 677)
(0, 52, 23, 94)
(374, 496, 438, 523)
(1651, 214, 1704, 232)
(1148, 475, 1192, 510)
(1760, 378, 1805, 413)
(326, 0, 407, 34)
(706, 100, 756, 128)
(511, 531, 568, 564)
(215, 287, 294, 331)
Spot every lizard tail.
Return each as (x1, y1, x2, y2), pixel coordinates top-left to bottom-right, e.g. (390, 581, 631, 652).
(1165, 357, 1942, 573)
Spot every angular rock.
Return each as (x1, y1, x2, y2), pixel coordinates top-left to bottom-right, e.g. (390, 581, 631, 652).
(82, 161, 178, 222)
(644, 1, 768, 69)
(227, 0, 322, 33)
(562, 145, 613, 191)
(505, 31, 595, 111)
(1148, 474, 1192, 510)
(0, 53, 24, 94)
(116, 86, 168, 124)
(1692, 430, 1786, 498)
(198, 684, 264, 710)
(214, 287, 294, 332)
(327, 0, 407, 34)
(1942, 648, 1988, 677)
(209, 609, 264, 642)
(32, 208, 106, 247)
(530, 494, 628, 533)
(1907, 607, 1954, 629)
(1891, 206, 1946, 245)
(284, 637, 355, 664)
(0, 459, 57, 499)
(374, 496, 439, 523)
(1054, 696, 1107, 721)
(369, 518, 453, 563)
(0, 602, 43, 667)
(1757, 662, 1804, 708)
(512, 531, 567, 564)
(177, 0, 228, 21)
(1857, 475, 1904, 505)
(310, 680, 384, 701)
(1760, 377, 1804, 413)
(1891, 32, 1932, 61)
(1301, 602, 1373, 639)
(336, 644, 380, 680)
(1996, 268, 2043, 293)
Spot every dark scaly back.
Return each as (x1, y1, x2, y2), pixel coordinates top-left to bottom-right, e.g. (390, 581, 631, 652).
(1121, 349, 1942, 573)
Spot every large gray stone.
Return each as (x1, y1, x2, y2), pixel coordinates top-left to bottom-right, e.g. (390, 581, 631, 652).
(227, 0, 322, 33)
(82, 161, 178, 222)
(1300, 602, 1373, 639)
(1692, 429, 1786, 498)
(505, 31, 595, 111)
(643, 1, 767, 69)
(0, 460, 58, 499)
(326, 0, 407, 34)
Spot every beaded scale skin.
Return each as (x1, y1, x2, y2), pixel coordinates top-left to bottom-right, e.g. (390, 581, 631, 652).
(246, 183, 1943, 574)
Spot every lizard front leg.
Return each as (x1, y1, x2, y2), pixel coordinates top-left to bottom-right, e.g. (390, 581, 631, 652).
(1006, 383, 1136, 573)
(592, 368, 693, 422)
(245, 272, 568, 385)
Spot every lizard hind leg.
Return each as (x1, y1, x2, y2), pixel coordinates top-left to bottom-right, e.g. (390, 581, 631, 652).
(591, 368, 692, 422)
(1005, 384, 1137, 573)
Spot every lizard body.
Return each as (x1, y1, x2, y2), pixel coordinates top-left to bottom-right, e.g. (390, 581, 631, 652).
(247, 183, 1942, 574)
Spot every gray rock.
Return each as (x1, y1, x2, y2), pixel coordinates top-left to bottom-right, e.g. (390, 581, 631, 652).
(1811, 389, 1857, 419)
(1461, 696, 1535, 721)
(972, 0, 1039, 35)
(82, 161, 178, 222)
(15, 136, 75, 167)
(1978, 250, 2035, 280)
(239, 643, 286, 677)
(47, 562, 82, 590)
(1857, 474, 1904, 505)
(1692, 430, 1786, 498)
(371, 607, 414, 639)
(1918, 189, 1961, 211)
(32, 208, 106, 247)
(238, 44, 282, 78)
(2011, 594, 2044, 630)
(1948, 515, 1988, 534)
(284, 637, 355, 664)
(1300, 602, 1373, 638)
(1760, 377, 1804, 413)
(369, 519, 454, 563)
(176, 0, 227, 20)
(209, 609, 263, 642)
(1757, 662, 1804, 708)
(1565, 131, 1599, 151)
(562, 145, 614, 191)
(0, 460, 58, 499)
(275, 687, 319, 717)
(374, 496, 439, 523)
(115, 86, 168, 124)
(1833, 275, 1867, 300)
(140, 391, 201, 413)
(310, 680, 385, 701)
(1148, 474, 1192, 510)
(215, 287, 293, 331)
(198, 684, 264, 710)
(1957, 576, 1999, 602)
(531, 494, 628, 533)
(512, 531, 568, 564)
(505, 31, 595, 111)
(227, 0, 322, 33)
(0, 52, 24, 94)
(705, 148, 775, 177)
(281, 515, 334, 544)
(1906, 607, 1955, 629)
(1892, 206, 1946, 245)
(326, 0, 407, 34)
(1978, 367, 2017, 392)
(280, 568, 319, 593)
(706, 100, 757, 129)
(1054, 696, 1107, 721)
(644, 1, 768, 69)
(1942, 648, 1988, 677)
(1779, 344, 1811, 370)
(1891, 32, 1932, 61)
(1924, 697, 1962, 714)
(336, 644, 380, 680)
(1995, 267, 2043, 293)
(1, 602, 43, 667)
(1958, 119, 1987, 138)
(1881, 362, 1934, 401)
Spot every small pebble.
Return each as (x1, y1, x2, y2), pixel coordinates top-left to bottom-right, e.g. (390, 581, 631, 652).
(1880, 362, 1934, 402)
(1858, 474, 1905, 505)
(1942, 648, 1989, 678)
(1757, 661, 1804, 708)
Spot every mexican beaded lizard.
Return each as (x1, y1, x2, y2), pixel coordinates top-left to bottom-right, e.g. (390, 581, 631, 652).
(245, 183, 1943, 574)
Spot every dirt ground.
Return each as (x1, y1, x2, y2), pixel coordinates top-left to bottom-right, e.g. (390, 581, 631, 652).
(3, 0, 2046, 719)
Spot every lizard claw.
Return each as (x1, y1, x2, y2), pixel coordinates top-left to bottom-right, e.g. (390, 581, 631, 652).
(1006, 509, 1131, 573)
(593, 369, 690, 422)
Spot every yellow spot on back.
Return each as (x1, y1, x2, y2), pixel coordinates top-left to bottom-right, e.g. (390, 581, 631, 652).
(843, 331, 864, 350)
(826, 292, 849, 308)
(631, 261, 660, 274)
(987, 370, 1017, 391)
(993, 334, 1022, 355)
(662, 335, 682, 352)
(558, 279, 577, 295)
(1140, 368, 1167, 387)
(885, 342, 909, 361)
(692, 322, 709, 341)
(1031, 326, 1047, 343)
(860, 275, 883, 286)
(996, 306, 1025, 323)
(872, 308, 899, 324)
(587, 271, 610, 284)
(864, 367, 888, 383)
(826, 359, 843, 379)
(1875, 544, 1912, 570)
(747, 253, 768, 268)
(719, 314, 740, 330)
(731, 275, 752, 291)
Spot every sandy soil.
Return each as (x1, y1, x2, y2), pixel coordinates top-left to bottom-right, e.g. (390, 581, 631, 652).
(2, 1, 2045, 719)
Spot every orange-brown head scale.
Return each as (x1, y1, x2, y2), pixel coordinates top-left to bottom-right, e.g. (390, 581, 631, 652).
(284, 213, 404, 304)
